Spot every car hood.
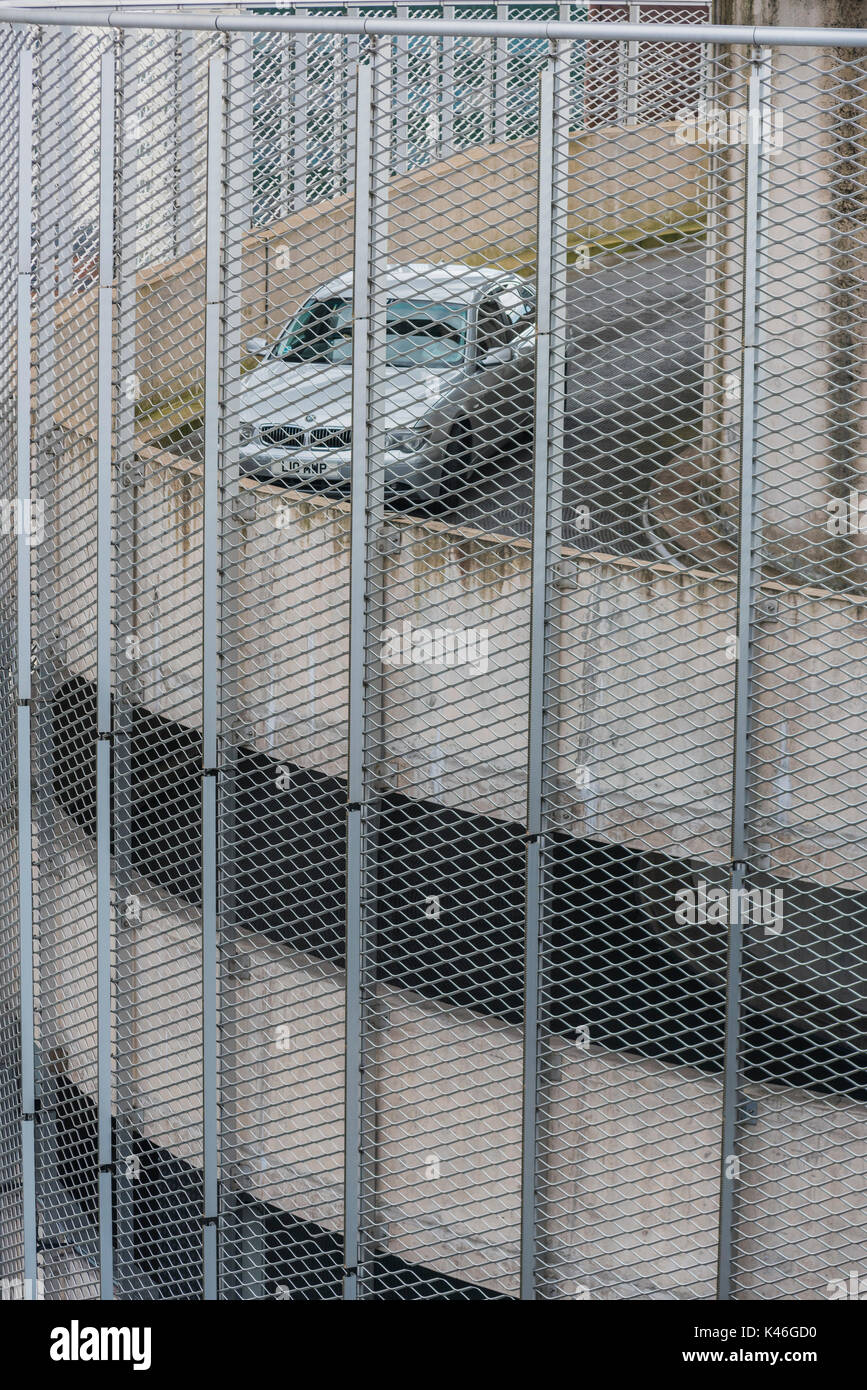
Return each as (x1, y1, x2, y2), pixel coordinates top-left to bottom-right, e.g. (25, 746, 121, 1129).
(240, 361, 460, 430)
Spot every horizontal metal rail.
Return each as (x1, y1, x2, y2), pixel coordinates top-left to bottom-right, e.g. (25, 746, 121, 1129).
(52, 0, 712, 6)
(236, 0, 710, 6)
(2, 10, 866, 49)
(238, 1, 713, 8)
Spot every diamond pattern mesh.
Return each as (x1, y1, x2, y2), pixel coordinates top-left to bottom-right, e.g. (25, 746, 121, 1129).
(1, 5, 865, 1304)
(0, 19, 25, 1301)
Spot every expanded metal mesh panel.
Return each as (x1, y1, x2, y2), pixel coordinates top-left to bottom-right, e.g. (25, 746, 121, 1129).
(0, 6, 865, 1304)
(584, 3, 709, 127)
(110, 29, 217, 1299)
(0, 19, 24, 1301)
(532, 45, 747, 1299)
(725, 41, 867, 1303)
(217, 30, 351, 1300)
(29, 24, 108, 1301)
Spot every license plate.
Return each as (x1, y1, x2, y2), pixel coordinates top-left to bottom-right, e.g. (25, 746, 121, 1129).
(285, 452, 328, 476)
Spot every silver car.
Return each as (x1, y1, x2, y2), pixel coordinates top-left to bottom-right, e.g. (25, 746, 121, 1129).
(239, 261, 535, 502)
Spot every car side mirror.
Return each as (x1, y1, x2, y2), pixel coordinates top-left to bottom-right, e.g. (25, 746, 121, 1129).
(245, 337, 269, 358)
(479, 345, 513, 369)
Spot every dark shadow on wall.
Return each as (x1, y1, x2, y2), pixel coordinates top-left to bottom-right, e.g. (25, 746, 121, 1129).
(52, 675, 867, 1103)
(49, 1068, 509, 1300)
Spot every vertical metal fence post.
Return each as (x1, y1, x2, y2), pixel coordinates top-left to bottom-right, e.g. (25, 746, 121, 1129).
(113, 28, 147, 1299)
(202, 47, 227, 1303)
(626, 3, 640, 126)
(440, 5, 455, 159)
(344, 45, 390, 1301)
(175, 31, 196, 256)
(292, 12, 308, 211)
(30, 24, 59, 1298)
(494, 4, 508, 143)
(558, 2, 572, 128)
(217, 29, 256, 1301)
(34, 30, 60, 451)
(95, 46, 116, 1301)
(16, 43, 37, 1301)
(344, 57, 372, 1307)
(521, 40, 569, 1302)
(344, 8, 360, 194)
(717, 43, 770, 1305)
(113, 30, 138, 1298)
(395, 6, 409, 175)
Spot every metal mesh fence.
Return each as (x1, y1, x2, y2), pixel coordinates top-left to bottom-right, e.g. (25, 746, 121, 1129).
(0, 4, 865, 1302)
(0, 15, 25, 1306)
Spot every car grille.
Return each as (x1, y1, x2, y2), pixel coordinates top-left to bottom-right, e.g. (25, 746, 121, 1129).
(309, 426, 352, 449)
(259, 424, 351, 449)
(258, 425, 305, 448)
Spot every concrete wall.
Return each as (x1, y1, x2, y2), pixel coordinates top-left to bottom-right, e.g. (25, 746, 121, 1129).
(54, 436, 867, 890)
(47, 807, 866, 1299)
(660, 2, 867, 574)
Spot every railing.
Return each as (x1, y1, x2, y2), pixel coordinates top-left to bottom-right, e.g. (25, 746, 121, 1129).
(0, 6, 865, 1305)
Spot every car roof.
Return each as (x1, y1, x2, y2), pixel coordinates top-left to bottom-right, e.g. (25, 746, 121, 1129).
(311, 261, 515, 304)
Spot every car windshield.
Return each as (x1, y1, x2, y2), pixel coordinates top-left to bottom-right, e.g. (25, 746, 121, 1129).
(273, 296, 468, 367)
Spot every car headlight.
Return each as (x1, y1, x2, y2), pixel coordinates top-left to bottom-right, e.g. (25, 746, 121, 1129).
(239, 422, 257, 444)
(385, 428, 423, 455)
